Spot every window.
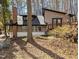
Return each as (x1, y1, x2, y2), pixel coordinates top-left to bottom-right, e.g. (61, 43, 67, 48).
(58, 19, 61, 23)
(33, 26, 36, 32)
(18, 26, 27, 32)
(35, 26, 38, 32)
(57, 19, 62, 26)
(23, 16, 27, 25)
(38, 26, 41, 31)
(53, 19, 57, 25)
(18, 26, 22, 32)
(52, 18, 62, 28)
(22, 26, 27, 32)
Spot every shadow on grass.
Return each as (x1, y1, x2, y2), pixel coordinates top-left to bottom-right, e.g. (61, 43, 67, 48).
(15, 38, 38, 59)
(14, 37, 65, 59)
(28, 39, 64, 59)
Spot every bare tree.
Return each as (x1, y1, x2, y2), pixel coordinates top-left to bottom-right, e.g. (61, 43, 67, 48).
(27, 0, 33, 41)
(12, 0, 17, 39)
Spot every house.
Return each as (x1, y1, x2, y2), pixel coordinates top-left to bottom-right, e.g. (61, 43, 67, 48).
(6, 15, 47, 37)
(43, 8, 75, 29)
(6, 0, 77, 37)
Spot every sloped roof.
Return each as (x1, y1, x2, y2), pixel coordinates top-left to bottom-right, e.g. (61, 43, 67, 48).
(6, 15, 46, 26)
(43, 8, 75, 16)
(37, 16, 45, 25)
(32, 17, 40, 25)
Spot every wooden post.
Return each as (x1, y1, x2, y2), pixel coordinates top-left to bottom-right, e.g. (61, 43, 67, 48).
(12, 0, 17, 39)
(27, 0, 33, 41)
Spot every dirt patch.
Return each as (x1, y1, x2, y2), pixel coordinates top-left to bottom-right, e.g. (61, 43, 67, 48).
(0, 36, 77, 59)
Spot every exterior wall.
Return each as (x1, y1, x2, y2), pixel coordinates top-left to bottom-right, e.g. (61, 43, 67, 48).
(17, 32, 45, 37)
(44, 10, 68, 29)
(9, 25, 47, 37)
(9, 32, 45, 37)
(10, 26, 47, 32)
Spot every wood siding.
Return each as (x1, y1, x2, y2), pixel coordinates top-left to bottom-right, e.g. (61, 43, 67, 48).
(44, 10, 68, 29)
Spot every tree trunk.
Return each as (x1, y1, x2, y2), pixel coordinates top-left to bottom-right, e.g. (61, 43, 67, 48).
(12, 0, 17, 39)
(27, 0, 33, 42)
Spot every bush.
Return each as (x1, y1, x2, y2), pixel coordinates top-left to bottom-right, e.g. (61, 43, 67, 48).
(48, 25, 78, 43)
(48, 25, 71, 38)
